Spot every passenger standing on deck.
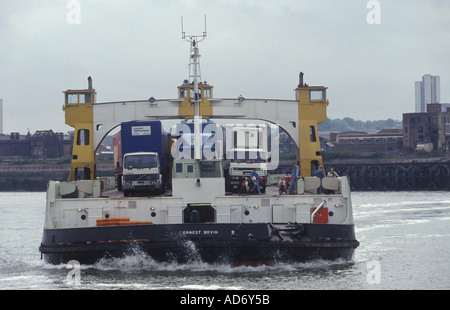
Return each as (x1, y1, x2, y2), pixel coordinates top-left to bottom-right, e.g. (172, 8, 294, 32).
(250, 168, 261, 194)
(289, 161, 300, 193)
(315, 166, 325, 193)
(327, 168, 339, 178)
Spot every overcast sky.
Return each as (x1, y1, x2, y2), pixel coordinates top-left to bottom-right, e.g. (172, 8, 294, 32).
(1, 0, 449, 134)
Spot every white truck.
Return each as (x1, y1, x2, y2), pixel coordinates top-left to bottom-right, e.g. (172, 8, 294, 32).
(122, 152, 162, 196)
(224, 124, 270, 193)
(226, 162, 267, 193)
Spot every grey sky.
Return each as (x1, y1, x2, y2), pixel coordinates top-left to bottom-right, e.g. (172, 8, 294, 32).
(1, 0, 449, 134)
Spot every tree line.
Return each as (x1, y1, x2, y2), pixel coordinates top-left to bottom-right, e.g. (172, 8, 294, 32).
(318, 117, 401, 132)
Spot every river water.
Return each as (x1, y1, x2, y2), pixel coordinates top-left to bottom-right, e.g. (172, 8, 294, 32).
(0, 191, 449, 291)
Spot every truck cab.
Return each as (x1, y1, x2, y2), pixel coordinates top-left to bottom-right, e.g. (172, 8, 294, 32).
(122, 151, 162, 196)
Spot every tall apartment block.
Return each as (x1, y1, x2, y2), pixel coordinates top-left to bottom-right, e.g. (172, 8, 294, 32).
(415, 74, 440, 112)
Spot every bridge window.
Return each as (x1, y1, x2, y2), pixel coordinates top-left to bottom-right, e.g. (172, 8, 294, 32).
(176, 163, 183, 173)
(79, 93, 91, 104)
(66, 93, 78, 104)
(309, 90, 325, 101)
(203, 87, 212, 98)
(179, 88, 187, 99)
(199, 160, 222, 178)
(190, 88, 201, 100)
(66, 92, 93, 104)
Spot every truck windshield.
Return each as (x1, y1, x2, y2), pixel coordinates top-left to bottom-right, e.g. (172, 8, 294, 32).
(124, 155, 158, 169)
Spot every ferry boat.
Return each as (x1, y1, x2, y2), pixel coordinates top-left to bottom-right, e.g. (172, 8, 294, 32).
(39, 30, 359, 265)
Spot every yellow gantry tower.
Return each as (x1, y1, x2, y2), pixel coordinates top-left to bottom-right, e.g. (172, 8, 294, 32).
(177, 81, 213, 118)
(295, 72, 328, 177)
(63, 77, 97, 181)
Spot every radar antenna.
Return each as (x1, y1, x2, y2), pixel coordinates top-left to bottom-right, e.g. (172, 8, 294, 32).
(181, 15, 207, 160)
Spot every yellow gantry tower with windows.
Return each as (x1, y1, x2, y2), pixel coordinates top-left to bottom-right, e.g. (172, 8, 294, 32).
(63, 76, 97, 181)
(177, 81, 213, 118)
(295, 72, 328, 177)
(61, 74, 329, 181)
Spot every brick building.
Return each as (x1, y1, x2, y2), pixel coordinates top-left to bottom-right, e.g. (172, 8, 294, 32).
(403, 104, 450, 152)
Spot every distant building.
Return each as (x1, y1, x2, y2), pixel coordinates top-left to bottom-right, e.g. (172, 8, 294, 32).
(30, 130, 65, 159)
(0, 132, 31, 159)
(439, 103, 450, 112)
(331, 129, 403, 153)
(403, 104, 450, 152)
(0, 130, 73, 160)
(415, 74, 440, 112)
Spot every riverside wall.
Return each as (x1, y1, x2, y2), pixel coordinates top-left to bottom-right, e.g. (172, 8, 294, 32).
(323, 157, 450, 191)
(0, 163, 114, 191)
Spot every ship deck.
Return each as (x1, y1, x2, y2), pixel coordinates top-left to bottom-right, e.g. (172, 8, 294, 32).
(101, 185, 297, 199)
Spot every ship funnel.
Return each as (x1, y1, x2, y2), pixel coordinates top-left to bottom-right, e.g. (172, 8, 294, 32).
(298, 72, 304, 87)
(88, 76, 92, 90)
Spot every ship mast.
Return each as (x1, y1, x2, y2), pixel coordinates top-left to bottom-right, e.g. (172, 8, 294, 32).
(182, 16, 207, 160)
